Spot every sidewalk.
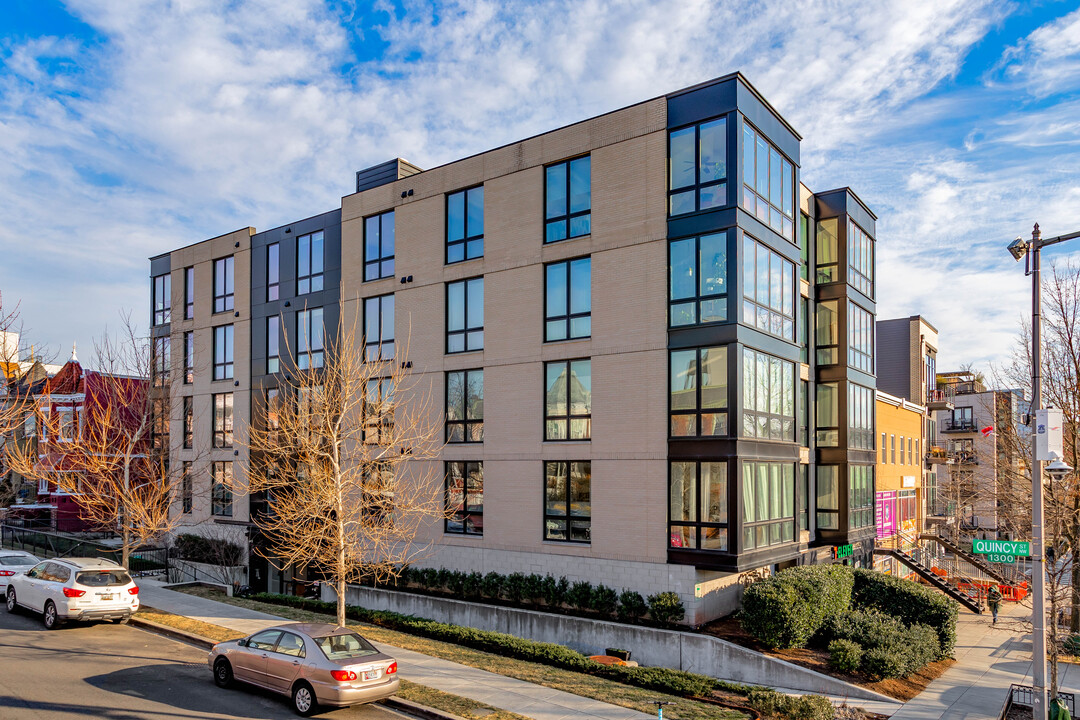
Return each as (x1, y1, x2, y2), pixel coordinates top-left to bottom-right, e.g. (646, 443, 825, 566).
(139, 581, 653, 720)
(891, 601, 1080, 720)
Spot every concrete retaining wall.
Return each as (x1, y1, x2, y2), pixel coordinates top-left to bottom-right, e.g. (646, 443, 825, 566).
(331, 584, 892, 702)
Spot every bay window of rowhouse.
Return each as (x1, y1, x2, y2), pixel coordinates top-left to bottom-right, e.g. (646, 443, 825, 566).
(742, 348, 795, 442)
(743, 461, 795, 550)
(669, 461, 727, 551)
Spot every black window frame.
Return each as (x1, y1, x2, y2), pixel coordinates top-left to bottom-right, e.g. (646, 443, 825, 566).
(213, 325, 234, 381)
(668, 460, 729, 551)
(267, 315, 280, 374)
(742, 234, 795, 342)
(153, 336, 170, 388)
(267, 243, 280, 301)
(213, 256, 235, 314)
(544, 256, 591, 342)
(544, 359, 591, 441)
(446, 277, 484, 354)
(669, 346, 728, 438)
(297, 307, 324, 370)
(184, 266, 195, 319)
(444, 461, 483, 535)
(364, 294, 395, 362)
(181, 460, 192, 514)
(183, 331, 194, 384)
(543, 460, 591, 543)
(297, 230, 325, 295)
(364, 210, 395, 282)
(668, 116, 728, 216)
(742, 460, 796, 550)
(182, 396, 193, 449)
(668, 232, 728, 328)
(741, 347, 795, 442)
(211, 461, 233, 517)
(741, 120, 795, 241)
(544, 155, 591, 243)
(446, 369, 483, 443)
(446, 185, 484, 263)
(152, 273, 171, 326)
(213, 393, 233, 449)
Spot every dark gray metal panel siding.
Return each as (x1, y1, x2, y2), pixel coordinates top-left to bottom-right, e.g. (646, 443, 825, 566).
(876, 318, 913, 400)
(355, 158, 424, 193)
(150, 255, 171, 277)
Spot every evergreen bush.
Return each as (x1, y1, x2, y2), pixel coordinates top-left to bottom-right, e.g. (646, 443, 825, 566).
(853, 568, 957, 658)
(591, 585, 618, 618)
(827, 639, 863, 673)
(616, 590, 648, 623)
(567, 581, 594, 612)
(480, 571, 503, 599)
(503, 572, 527, 603)
(647, 591, 685, 626)
(740, 564, 853, 648)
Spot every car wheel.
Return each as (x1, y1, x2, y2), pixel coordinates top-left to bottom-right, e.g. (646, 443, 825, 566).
(213, 658, 233, 688)
(43, 601, 60, 630)
(291, 682, 317, 716)
(5, 589, 16, 613)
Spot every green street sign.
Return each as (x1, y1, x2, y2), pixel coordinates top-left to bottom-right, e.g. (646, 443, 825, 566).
(972, 539, 1030, 557)
(985, 553, 1017, 564)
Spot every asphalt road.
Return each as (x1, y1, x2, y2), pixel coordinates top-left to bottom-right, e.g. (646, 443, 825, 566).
(0, 606, 410, 719)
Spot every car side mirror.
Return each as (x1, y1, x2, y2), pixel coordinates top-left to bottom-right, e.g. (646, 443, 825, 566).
(237, 639, 248, 647)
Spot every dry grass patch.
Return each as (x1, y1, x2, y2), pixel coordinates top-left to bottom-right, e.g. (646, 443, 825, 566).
(137, 606, 245, 643)
(397, 680, 529, 720)
(175, 587, 744, 720)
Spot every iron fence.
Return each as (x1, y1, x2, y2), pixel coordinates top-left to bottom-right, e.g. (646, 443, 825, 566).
(1, 524, 168, 575)
(1000, 684, 1075, 719)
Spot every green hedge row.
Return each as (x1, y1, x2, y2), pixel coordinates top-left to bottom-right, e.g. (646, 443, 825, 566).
(173, 533, 244, 566)
(852, 568, 957, 658)
(396, 567, 684, 626)
(739, 564, 854, 649)
(817, 608, 940, 679)
(250, 592, 737, 699)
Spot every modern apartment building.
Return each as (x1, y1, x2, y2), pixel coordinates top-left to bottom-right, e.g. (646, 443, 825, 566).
(150, 73, 879, 623)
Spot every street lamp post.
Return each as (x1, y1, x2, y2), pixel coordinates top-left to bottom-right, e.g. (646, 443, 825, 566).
(1007, 223, 1080, 720)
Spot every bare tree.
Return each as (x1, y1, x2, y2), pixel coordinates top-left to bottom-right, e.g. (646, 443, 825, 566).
(244, 299, 447, 627)
(0, 292, 32, 508)
(6, 315, 181, 567)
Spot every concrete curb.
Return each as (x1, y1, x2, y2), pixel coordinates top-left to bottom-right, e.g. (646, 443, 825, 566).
(130, 616, 466, 720)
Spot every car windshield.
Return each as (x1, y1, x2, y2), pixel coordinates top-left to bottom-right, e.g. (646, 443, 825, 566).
(314, 633, 378, 661)
(75, 570, 132, 587)
(0, 556, 33, 566)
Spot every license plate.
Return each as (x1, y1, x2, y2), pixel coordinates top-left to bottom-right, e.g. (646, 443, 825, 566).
(98, 594, 114, 601)
(362, 669, 380, 681)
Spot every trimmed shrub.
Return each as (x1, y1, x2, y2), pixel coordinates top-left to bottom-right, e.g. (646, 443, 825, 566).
(480, 572, 503, 599)
(446, 570, 466, 596)
(740, 564, 854, 649)
(567, 581, 594, 612)
(523, 573, 545, 606)
(616, 590, 648, 624)
(419, 568, 439, 589)
(542, 576, 569, 608)
(173, 534, 244, 565)
(747, 688, 834, 720)
(853, 568, 958, 658)
(592, 585, 618, 618)
(828, 639, 863, 673)
(647, 591, 685, 626)
(462, 571, 483, 599)
(504, 572, 527, 603)
(436, 568, 452, 590)
(821, 608, 940, 679)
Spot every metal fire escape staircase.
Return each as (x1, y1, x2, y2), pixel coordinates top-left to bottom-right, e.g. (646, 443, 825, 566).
(918, 533, 1011, 584)
(873, 531, 985, 613)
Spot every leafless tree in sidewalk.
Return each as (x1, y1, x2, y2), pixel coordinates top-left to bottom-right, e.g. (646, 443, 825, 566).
(6, 314, 182, 568)
(243, 295, 448, 627)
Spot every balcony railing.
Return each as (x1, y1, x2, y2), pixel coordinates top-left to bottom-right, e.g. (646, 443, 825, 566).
(941, 417, 980, 433)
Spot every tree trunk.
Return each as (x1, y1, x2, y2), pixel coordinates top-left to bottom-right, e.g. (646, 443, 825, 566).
(1073, 498, 1080, 633)
(337, 577, 346, 628)
(122, 525, 130, 570)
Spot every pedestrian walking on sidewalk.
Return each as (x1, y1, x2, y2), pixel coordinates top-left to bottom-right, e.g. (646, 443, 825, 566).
(988, 585, 1003, 624)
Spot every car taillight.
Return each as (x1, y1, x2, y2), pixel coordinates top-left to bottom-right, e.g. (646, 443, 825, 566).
(385, 662, 397, 675)
(0, 570, 13, 577)
(330, 670, 357, 682)
(63, 587, 85, 598)
(128, 586, 139, 595)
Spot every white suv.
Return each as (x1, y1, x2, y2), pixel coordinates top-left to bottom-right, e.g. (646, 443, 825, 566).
(5, 557, 140, 629)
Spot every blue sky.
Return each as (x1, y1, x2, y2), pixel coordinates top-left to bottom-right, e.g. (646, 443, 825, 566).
(2, 0, 1079, 372)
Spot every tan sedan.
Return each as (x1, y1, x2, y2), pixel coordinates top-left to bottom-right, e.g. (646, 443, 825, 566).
(208, 622, 399, 716)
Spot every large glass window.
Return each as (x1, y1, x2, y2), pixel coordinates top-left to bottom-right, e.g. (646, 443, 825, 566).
(214, 257, 234, 313)
(669, 461, 728, 551)
(182, 396, 193, 449)
(213, 325, 234, 380)
(816, 382, 839, 447)
(669, 117, 726, 216)
(267, 243, 279, 301)
(181, 461, 192, 514)
(445, 461, 483, 535)
(848, 300, 874, 373)
(670, 347, 727, 437)
(211, 461, 233, 517)
(742, 122, 794, 240)
(742, 235, 794, 341)
(815, 300, 839, 365)
(545, 257, 591, 341)
(446, 370, 483, 443)
(363, 378, 393, 445)
(298, 308, 324, 370)
(184, 266, 195, 319)
(742, 461, 795, 549)
(669, 232, 727, 327)
(153, 337, 170, 387)
(364, 295, 395, 361)
(364, 211, 395, 281)
(848, 219, 874, 297)
(544, 461, 590, 543)
(447, 186, 484, 263)
(545, 360, 591, 441)
(183, 331, 194, 384)
(816, 465, 839, 529)
(267, 316, 280, 374)
(816, 218, 838, 284)
(741, 348, 794, 442)
(447, 277, 483, 353)
(213, 393, 233, 448)
(152, 273, 171, 326)
(850, 465, 874, 529)
(848, 383, 874, 450)
(297, 231, 324, 295)
(799, 214, 810, 282)
(545, 156, 591, 243)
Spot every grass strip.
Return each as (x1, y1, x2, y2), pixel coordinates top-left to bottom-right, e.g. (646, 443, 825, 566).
(177, 586, 745, 720)
(137, 607, 246, 643)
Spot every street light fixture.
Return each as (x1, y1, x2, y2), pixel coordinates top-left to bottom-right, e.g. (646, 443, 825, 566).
(1007, 223, 1080, 720)
(1045, 452, 1073, 482)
